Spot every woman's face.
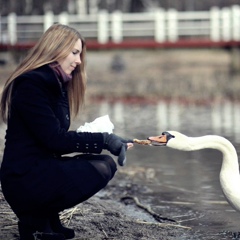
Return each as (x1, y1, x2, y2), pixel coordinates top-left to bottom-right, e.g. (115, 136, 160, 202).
(58, 39, 82, 74)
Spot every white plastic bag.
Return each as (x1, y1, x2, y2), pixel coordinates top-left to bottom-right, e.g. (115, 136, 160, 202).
(76, 115, 114, 133)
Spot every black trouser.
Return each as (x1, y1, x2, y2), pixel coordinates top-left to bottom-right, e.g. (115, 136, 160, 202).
(2, 154, 117, 218)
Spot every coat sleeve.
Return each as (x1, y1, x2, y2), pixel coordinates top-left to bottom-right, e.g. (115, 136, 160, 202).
(11, 76, 104, 155)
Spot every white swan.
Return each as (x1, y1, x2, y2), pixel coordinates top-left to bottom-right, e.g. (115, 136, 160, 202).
(148, 131, 240, 213)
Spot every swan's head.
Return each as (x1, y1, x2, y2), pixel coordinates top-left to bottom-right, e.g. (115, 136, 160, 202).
(148, 131, 191, 150)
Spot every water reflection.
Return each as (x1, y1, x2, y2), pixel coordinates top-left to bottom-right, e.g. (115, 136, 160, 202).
(77, 98, 240, 235)
(88, 99, 240, 144)
(212, 100, 240, 143)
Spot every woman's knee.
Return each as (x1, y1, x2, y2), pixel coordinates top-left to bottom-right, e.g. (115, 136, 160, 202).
(102, 155, 117, 173)
(89, 155, 117, 181)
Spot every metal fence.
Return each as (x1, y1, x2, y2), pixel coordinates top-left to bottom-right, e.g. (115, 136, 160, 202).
(1, 5, 240, 45)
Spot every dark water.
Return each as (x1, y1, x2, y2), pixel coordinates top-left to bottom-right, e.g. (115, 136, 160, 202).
(74, 99, 240, 239)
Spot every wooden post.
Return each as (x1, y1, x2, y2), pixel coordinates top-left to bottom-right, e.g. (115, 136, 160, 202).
(221, 7, 231, 41)
(59, 12, 69, 25)
(44, 11, 54, 32)
(154, 8, 166, 43)
(230, 6, 240, 74)
(167, 9, 178, 42)
(8, 13, 17, 45)
(210, 7, 220, 41)
(0, 15, 2, 43)
(232, 5, 240, 41)
(111, 11, 122, 43)
(98, 10, 108, 44)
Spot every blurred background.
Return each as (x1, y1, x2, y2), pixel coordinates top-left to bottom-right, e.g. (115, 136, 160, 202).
(1, 0, 240, 14)
(1, 1, 240, 237)
(1, 0, 240, 131)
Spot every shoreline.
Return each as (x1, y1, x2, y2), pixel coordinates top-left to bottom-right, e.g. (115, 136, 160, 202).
(1, 49, 240, 102)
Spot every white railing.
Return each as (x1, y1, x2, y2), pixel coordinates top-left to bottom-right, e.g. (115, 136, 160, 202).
(1, 5, 240, 45)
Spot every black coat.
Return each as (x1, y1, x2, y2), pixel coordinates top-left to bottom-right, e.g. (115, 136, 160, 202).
(0, 65, 106, 215)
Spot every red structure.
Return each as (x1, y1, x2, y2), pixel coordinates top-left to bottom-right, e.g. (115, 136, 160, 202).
(1, 39, 240, 51)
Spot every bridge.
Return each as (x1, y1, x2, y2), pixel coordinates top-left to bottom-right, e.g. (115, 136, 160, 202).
(1, 5, 240, 50)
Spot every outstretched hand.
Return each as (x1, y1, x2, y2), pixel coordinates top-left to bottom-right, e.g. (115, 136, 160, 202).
(118, 143, 134, 166)
(103, 133, 133, 166)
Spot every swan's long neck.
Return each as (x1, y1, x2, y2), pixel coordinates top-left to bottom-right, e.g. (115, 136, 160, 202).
(185, 135, 240, 211)
(187, 135, 239, 171)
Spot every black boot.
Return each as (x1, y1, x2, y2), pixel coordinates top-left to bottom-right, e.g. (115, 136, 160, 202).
(49, 213, 75, 239)
(18, 217, 66, 240)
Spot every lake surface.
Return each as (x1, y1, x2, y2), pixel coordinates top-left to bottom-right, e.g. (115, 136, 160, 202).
(74, 99, 240, 239)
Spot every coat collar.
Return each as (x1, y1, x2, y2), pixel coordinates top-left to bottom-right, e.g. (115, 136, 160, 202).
(14, 64, 66, 96)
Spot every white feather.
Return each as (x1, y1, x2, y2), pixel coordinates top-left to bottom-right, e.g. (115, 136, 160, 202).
(166, 131, 240, 212)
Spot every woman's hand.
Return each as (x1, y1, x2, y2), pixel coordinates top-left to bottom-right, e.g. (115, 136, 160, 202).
(102, 133, 133, 166)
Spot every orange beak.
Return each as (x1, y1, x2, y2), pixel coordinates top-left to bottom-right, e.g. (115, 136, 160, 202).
(148, 134, 168, 146)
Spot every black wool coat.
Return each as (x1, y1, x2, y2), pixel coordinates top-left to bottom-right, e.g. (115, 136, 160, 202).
(0, 65, 106, 215)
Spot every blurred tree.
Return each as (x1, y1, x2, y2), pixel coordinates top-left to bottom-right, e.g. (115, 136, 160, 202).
(1, 0, 240, 15)
(129, 0, 145, 12)
(157, 0, 240, 11)
(37, 0, 68, 14)
(32, 0, 47, 14)
(0, 0, 19, 15)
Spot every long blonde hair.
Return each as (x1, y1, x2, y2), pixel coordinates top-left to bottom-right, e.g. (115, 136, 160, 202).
(0, 23, 87, 123)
